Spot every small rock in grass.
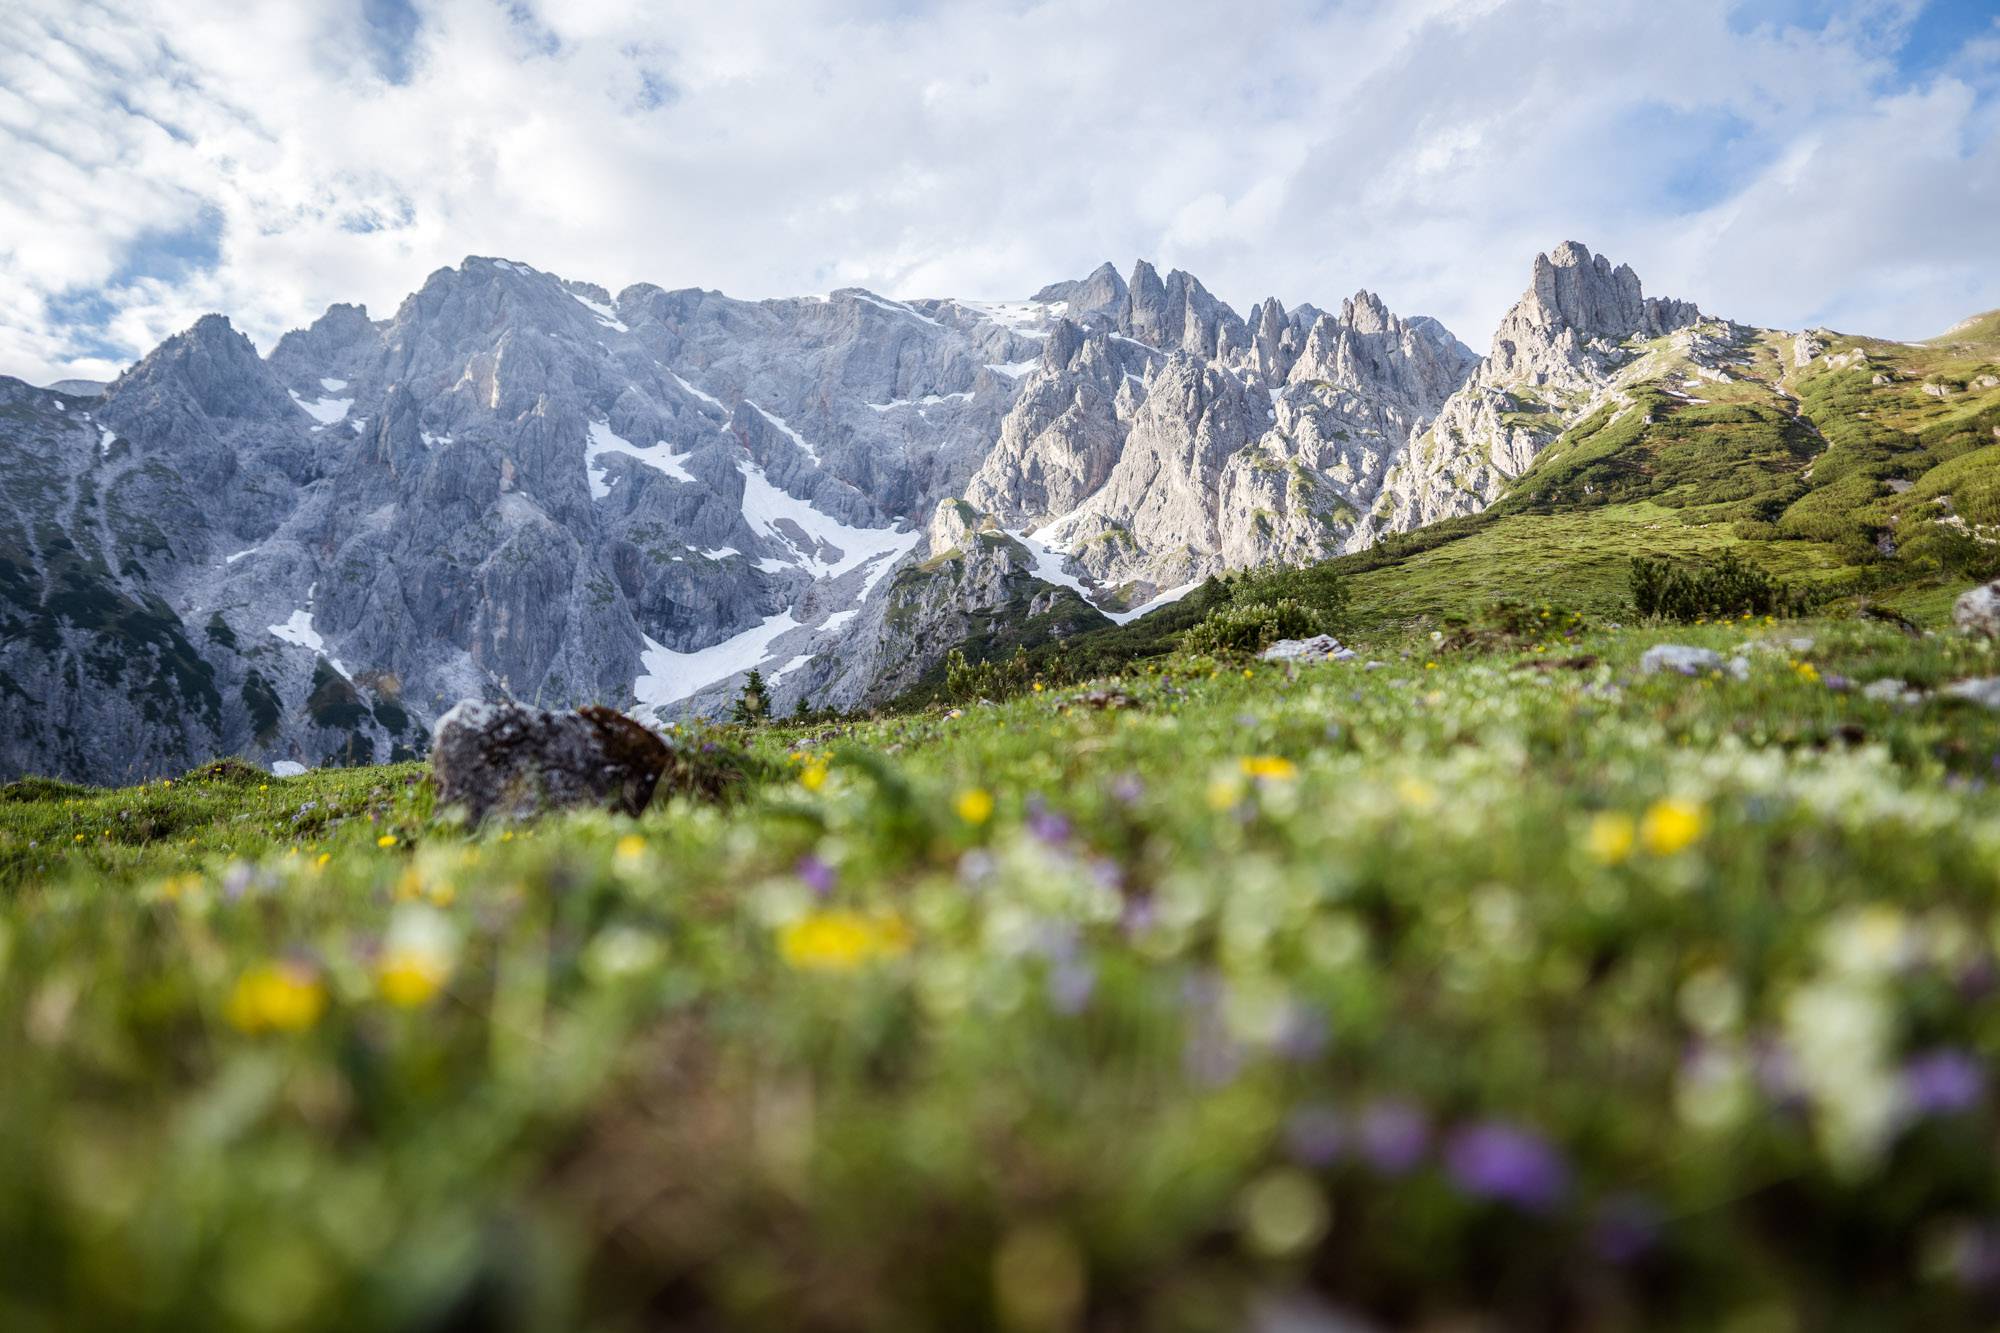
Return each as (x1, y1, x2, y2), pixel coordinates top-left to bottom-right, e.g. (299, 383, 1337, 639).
(1074, 688, 1137, 709)
(1862, 678, 1925, 706)
(1639, 645, 1724, 677)
(1261, 635, 1357, 663)
(1942, 678, 2000, 709)
(1956, 581, 2000, 639)
(432, 700, 674, 823)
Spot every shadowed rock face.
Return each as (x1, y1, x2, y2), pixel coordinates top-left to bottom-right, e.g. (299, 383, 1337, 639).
(4, 244, 1689, 784)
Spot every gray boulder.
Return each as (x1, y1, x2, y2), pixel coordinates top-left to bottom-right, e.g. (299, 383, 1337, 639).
(1955, 581, 2000, 638)
(1861, 678, 1925, 706)
(1261, 635, 1357, 663)
(1639, 644, 1725, 676)
(1942, 678, 2000, 709)
(430, 700, 672, 823)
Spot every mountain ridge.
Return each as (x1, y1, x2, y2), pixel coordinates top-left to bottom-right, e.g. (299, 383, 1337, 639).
(5, 244, 1993, 783)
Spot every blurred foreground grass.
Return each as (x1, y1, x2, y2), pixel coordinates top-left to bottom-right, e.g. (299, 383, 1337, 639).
(4, 619, 2000, 1330)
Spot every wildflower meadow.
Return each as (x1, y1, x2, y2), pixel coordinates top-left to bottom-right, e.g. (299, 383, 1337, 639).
(3, 615, 2000, 1330)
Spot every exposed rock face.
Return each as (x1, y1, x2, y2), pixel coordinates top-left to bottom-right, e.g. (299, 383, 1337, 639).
(1362, 241, 1702, 541)
(430, 700, 669, 822)
(969, 267, 1475, 598)
(786, 497, 1110, 707)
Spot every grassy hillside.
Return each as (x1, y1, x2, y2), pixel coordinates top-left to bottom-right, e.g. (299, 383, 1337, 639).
(6, 618, 2000, 1329)
(1333, 316, 2000, 630)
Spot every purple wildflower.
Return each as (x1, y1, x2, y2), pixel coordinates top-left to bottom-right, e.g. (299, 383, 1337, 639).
(1355, 1099, 1430, 1175)
(1903, 1048, 1986, 1117)
(1048, 958, 1097, 1015)
(1274, 1003, 1329, 1063)
(1110, 773, 1146, 804)
(795, 853, 836, 897)
(1282, 1104, 1345, 1166)
(1025, 797, 1070, 846)
(1183, 1023, 1244, 1087)
(1443, 1121, 1569, 1211)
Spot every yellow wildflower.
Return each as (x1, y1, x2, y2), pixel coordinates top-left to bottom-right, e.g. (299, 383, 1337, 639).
(377, 954, 447, 1007)
(954, 787, 995, 825)
(800, 760, 829, 792)
(315, 852, 332, 868)
(1239, 756, 1298, 782)
(376, 905, 457, 1008)
(615, 834, 648, 866)
(225, 963, 326, 1034)
(1395, 776, 1438, 810)
(1641, 799, 1706, 856)
(377, 834, 399, 849)
(1585, 812, 1636, 865)
(778, 910, 911, 971)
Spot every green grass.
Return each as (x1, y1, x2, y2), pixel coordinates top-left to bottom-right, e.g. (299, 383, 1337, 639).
(5, 620, 2000, 1329)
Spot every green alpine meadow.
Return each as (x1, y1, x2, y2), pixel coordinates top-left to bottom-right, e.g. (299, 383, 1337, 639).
(7, 576, 2000, 1329)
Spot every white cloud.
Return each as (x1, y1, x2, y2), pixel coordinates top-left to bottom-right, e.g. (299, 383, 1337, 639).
(0, 0, 1994, 385)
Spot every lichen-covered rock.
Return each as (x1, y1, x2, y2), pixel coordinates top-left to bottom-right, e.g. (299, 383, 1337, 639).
(1260, 635, 1357, 663)
(1639, 645, 1725, 676)
(1954, 581, 2000, 638)
(430, 700, 671, 823)
(1942, 678, 2000, 709)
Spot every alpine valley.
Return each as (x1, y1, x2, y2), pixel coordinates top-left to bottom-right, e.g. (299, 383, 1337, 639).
(4, 242, 1996, 783)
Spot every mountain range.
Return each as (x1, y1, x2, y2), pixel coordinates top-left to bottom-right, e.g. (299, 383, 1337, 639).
(4, 242, 1995, 783)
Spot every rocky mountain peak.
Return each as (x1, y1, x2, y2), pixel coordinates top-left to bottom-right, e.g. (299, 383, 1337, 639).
(1517, 241, 1699, 344)
(1341, 289, 1394, 335)
(270, 303, 383, 380)
(1483, 241, 1701, 385)
(112, 313, 293, 422)
(1032, 261, 1129, 318)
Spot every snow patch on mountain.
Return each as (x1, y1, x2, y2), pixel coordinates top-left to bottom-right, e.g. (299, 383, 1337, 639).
(289, 389, 353, 425)
(735, 460, 920, 579)
(841, 290, 943, 328)
(634, 610, 802, 711)
(746, 401, 820, 463)
(585, 419, 693, 498)
(268, 608, 351, 680)
(571, 290, 628, 332)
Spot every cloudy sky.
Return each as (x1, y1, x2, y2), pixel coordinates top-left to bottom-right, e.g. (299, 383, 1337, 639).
(3, 0, 1996, 384)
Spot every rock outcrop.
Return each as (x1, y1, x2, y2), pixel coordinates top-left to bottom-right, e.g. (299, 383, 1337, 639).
(430, 700, 670, 822)
(1955, 580, 2000, 639)
(1362, 242, 1702, 541)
